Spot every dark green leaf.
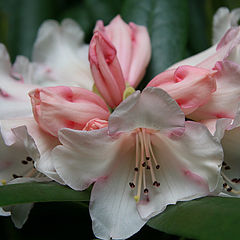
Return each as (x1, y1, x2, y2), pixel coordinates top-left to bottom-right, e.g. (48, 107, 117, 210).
(62, 0, 122, 43)
(121, 0, 189, 88)
(188, 0, 211, 54)
(148, 196, 240, 240)
(0, 0, 63, 60)
(0, 182, 90, 206)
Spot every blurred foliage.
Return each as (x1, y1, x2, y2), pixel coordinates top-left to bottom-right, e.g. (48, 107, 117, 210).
(148, 196, 240, 240)
(1, 0, 240, 239)
(121, 0, 188, 89)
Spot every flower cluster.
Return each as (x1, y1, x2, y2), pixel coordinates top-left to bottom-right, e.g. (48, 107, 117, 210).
(1, 8, 240, 240)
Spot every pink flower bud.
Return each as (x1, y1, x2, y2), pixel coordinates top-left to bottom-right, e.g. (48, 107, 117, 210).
(89, 31, 125, 108)
(94, 15, 151, 88)
(83, 118, 108, 131)
(147, 65, 216, 115)
(29, 86, 110, 137)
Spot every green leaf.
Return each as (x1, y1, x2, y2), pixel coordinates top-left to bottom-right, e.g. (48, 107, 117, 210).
(121, 0, 189, 88)
(0, 182, 90, 206)
(148, 196, 240, 240)
(62, 0, 122, 43)
(0, 0, 63, 60)
(188, 0, 211, 54)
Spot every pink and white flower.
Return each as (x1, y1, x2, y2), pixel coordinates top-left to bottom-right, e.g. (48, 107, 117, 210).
(89, 15, 151, 108)
(51, 87, 223, 240)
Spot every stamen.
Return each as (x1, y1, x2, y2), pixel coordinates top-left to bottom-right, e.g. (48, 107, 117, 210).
(147, 134, 160, 169)
(153, 181, 160, 187)
(129, 182, 135, 188)
(142, 129, 150, 160)
(26, 156, 33, 161)
(222, 173, 240, 195)
(142, 166, 147, 195)
(134, 165, 143, 203)
(12, 174, 22, 178)
(138, 130, 146, 167)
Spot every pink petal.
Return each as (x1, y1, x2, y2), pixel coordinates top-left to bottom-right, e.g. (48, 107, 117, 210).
(189, 60, 240, 120)
(29, 86, 110, 137)
(89, 31, 125, 108)
(148, 65, 217, 115)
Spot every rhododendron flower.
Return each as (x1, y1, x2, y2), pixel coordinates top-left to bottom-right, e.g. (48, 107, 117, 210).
(0, 119, 52, 227)
(51, 87, 223, 240)
(29, 86, 110, 137)
(201, 115, 240, 197)
(152, 27, 240, 121)
(31, 19, 93, 90)
(156, 11, 240, 198)
(147, 65, 216, 115)
(89, 15, 151, 108)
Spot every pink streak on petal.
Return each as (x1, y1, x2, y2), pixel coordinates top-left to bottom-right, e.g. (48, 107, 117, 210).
(182, 169, 209, 190)
(29, 86, 110, 137)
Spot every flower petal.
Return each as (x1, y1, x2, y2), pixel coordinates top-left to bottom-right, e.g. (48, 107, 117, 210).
(90, 137, 146, 240)
(0, 45, 36, 119)
(52, 128, 129, 190)
(3, 203, 33, 229)
(109, 87, 185, 135)
(0, 118, 61, 182)
(137, 121, 223, 220)
(0, 134, 33, 182)
(32, 19, 93, 90)
(198, 27, 240, 69)
(148, 66, 216, 115)
(29, 86, 110, 137)
(89, 31, 125, 108)
(169, 45, 217, 69)
(189, 60, 240, 120)
(213, 7, 240, 44)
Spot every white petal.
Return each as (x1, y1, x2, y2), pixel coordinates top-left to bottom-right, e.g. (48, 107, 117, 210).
(0, 208, 10, 216)
(189, 61, 240, 120)
(220, 121, 240, 194)
(90, 141, 146, 240)
(0, 45, 36, 119)
(168, 45, 217, 69)
(213, 7, 231, 44)
(0, 118, 60, 182)
(213, 8, 240, 44)
(3, 203, 33, 229)
(32, 19, 93, 90)
(52, 128, 130, 190)
(138, 121, 223, 220)
(0, 133, 33, 182)
(109, 87, 185, 135)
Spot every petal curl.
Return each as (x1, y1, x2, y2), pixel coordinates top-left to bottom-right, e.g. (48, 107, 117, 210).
(189, 61, 240, 120)
(52, 128, 130, 190)
(109, 87, 185, 135)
